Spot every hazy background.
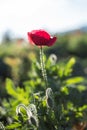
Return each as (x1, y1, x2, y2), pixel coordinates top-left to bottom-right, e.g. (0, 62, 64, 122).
(0, 0, 87, 41)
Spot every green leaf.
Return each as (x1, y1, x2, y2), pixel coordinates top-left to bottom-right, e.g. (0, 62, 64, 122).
(64, 77, 84, 85)
(77, 85, 86, 92)
(61, 86, 69, 95)
(64, 57, 76, 76)
(6, 123, 21, 129)
(6, 78, 18, 97)
(5, 78, 29, 105)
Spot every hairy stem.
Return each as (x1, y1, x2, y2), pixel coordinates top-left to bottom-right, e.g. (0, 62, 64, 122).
(40, 46, 48, 88)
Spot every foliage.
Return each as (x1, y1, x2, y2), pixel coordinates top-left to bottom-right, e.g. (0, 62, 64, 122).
(67, 33, 87, 57)
(0, 32, 87, 129)
(0, 32, 87, 86)
(0, 55, 87, 130)
(0, 44, 36, 86)
(46, 33, 87, 58)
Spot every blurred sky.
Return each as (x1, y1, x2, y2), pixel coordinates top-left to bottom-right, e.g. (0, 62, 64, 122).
(0, 0, 87, 40)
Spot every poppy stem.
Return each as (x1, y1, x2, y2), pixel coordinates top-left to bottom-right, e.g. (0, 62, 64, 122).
(40, 46, 48, 88)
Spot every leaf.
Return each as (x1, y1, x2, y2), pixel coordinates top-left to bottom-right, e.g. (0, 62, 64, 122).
(77, 85, 86, 92)
(64, 57, 76, 76)
(5, 78, 29, 105)
(64, 77, 84, 85)
(6, 123, 21, 129)
(61, 86, 69, 95)
(6, 78, 18, 97)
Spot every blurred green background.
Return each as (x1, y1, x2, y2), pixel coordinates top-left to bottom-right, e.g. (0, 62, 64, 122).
(0, 28, 87, 97)
(0, 29, 87, 129)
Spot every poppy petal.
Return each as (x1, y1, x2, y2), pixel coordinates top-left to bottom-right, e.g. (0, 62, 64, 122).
(30, 29, 50, 39)
(47, 37, 57, 46)
(27, 29, 57, 47)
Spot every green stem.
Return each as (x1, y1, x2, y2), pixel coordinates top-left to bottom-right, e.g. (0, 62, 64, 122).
(40, 46, 48, 88)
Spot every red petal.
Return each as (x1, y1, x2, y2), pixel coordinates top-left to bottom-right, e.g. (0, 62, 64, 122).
(31, 29, 50, 39)
(27, 32, 35, 45)
(47, 37, 57, 46)
(27, 29, 57, 47)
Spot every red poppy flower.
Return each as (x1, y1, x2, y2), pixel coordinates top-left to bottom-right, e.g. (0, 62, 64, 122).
(27, 29, 57, 46)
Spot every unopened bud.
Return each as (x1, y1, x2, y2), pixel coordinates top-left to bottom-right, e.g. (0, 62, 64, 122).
(46, 88, 54, 109)
(46, 97, 54, 108)
(29, 116, 38, 127)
